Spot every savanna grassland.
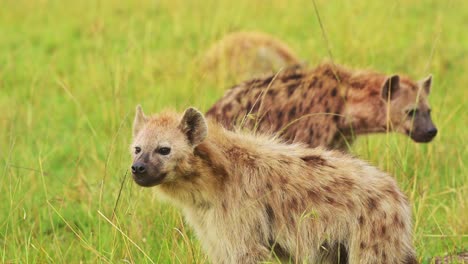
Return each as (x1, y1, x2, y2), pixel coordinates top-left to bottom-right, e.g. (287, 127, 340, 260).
(0, 0, 466, 263)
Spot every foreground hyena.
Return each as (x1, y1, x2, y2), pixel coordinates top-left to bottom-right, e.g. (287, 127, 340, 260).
(201, 31, 301, 82)
(206, 63, 437, 150)
(130, 106, 417, 264)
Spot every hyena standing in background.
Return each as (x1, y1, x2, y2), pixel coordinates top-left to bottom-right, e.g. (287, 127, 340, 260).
(206, 63, 437, 150)
(201, 31, 302, 82)
(130, 106, 418, 264)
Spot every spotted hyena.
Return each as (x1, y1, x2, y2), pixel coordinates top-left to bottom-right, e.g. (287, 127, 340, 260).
(130, 106, 417, 264)
(201, 31, 301, 82)
(206, 63, 437, 150)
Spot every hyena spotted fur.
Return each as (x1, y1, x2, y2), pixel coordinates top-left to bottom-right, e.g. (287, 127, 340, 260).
(130, 106, 417, 264)
(206, 63, 437, 150)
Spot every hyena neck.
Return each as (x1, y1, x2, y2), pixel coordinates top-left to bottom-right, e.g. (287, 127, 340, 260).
(338, 73, 389, 135)
(161, 130, 232, 209)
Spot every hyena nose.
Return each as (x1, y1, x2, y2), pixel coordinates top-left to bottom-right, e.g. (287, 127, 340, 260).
(131, 162, 147, 174)
(427, 127, 438, 137)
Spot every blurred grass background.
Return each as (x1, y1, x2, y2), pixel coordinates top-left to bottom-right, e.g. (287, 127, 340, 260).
(0, 0, 466, 263)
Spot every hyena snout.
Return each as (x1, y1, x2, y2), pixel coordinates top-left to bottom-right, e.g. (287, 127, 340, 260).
(131, 162, 147, 175)
(426, 127, 438, 138)
(411, 123, 438, 143)
(130, 161, 167, 187)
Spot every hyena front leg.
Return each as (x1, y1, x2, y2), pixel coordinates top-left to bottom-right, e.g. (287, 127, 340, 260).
(213, 217, 272, 264)
(211, 244, 270, 264)
(236, 245, 271, 264)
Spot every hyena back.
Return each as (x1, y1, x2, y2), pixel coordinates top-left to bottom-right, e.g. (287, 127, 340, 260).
(130, 106, 417, 264)
(201, 31, 302, 82)
(206, 63, 437, 150)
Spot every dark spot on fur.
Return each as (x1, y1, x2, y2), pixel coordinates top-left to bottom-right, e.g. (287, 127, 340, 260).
(262, 76, 274, 86)
(373, 245, 379, 254)
(360, 242, 366, 249)
(325, 107, 330, 113)
(351, 81, 366, 89)
(222, 201, 228, 212)
(368, 90, 379, 97)
(284, 72, 304, 81)
(341, 177, 355, 189)
(223, 103, 232, 113)
(265, 203, 275, 223)
(267, 89, 277, 97)
(307, 189, 319, 200)
(212, 164, 228, 181)
(301, 155, 327, 166)
(277, 111, 283, 120)
(310, 76, 318, 87)
(393, 214, 404, 228)
(279, 175, 289, 185)
(181, 171, 200, 181)
(266, 182, 272, 191)
(289, 106, 296, 118)
(358, 215, 365, 226)
(287, 84, 297, 97)
(317, 80, 323, 88)
(246, 78, 268, 88)
(290, 197, 298, 210)
(333, 114, 340, 122)
(367, 196, 378, 211)
(381, 225, 387, 236)
(324, 68, 334, 77)
(246, 101, 252, 111)
(331, 87, 338, 97)
(325, 195, 336, 205)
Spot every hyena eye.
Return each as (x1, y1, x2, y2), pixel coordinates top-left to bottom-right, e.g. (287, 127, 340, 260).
(135, 147, 141, 154)
(157, 147, 171, 155)
(405, 109, 418, 118)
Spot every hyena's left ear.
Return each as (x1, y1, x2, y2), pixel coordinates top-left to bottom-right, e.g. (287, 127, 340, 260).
(419, 75, 432, 95)
(133, 105, 148, 136)
(179, 107, 207, 147)
(381, 75, 400, 101)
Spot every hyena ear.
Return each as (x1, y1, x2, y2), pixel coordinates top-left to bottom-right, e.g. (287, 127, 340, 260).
(419, 74, 432, 95)
(381, 75, 400, 101)
(133, 105, 148, 136)
(179, 107, 208, 147)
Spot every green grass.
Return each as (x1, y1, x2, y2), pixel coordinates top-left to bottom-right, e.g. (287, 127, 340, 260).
(0, 0, 466, 263)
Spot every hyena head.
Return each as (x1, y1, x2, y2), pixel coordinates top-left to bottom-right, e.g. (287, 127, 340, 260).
(381, 74, 437, 143)
(130, 106, 207, 187)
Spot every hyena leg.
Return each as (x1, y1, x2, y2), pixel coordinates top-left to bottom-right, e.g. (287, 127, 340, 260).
(214, 244, 270, 264)
(348, 232, 416, 264)
(236, 245, 271, 264)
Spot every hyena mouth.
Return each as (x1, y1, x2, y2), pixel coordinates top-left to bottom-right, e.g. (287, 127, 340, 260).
(407, 131, 436, 143)
(133, 172, 168, 187)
